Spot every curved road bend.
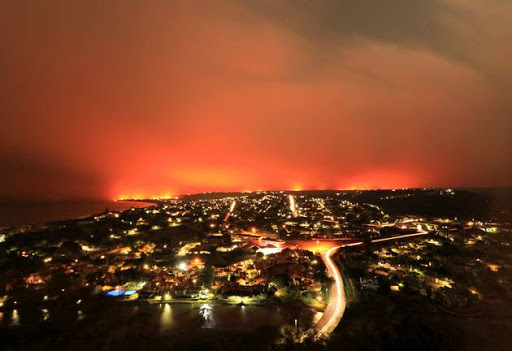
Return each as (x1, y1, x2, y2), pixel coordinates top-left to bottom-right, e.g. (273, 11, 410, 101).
(313, 246, 346, 338)
(312, 230, 430, 339)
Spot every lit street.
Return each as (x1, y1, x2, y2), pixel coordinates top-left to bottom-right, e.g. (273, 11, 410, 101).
(311, 230, 430, 339)
(314, 246, 346, 338)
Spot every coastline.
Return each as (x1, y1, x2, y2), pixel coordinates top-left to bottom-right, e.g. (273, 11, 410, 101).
(0, 200, 157, 227)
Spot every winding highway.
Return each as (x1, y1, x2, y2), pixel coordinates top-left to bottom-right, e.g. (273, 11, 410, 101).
(313, 246, 346, 338)
(311, 230, 430, 339)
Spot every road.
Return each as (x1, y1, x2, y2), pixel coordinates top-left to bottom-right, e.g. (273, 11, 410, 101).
(313, 246, 346, 338)
(311, 230, 430, 339)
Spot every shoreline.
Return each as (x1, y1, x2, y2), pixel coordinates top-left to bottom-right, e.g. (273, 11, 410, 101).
(0, 200, 157, 227)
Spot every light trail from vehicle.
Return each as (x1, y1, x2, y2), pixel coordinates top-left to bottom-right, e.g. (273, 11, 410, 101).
(314, 246, 345, 338)
(223, 200, 236, 222)
(289, 195, 298, 217)
(311, 230, 430, 339)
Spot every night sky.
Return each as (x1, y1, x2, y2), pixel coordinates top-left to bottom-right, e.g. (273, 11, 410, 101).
(2, 0, 512, 200)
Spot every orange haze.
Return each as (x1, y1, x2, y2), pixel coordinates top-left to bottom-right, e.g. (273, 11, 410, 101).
(1, 1, 512, 200)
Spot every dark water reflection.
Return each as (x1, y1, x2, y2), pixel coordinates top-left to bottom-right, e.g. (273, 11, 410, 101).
(0, 303, 316, 333)
(0, 200, 155, 226)
(155, 303, 313, 332)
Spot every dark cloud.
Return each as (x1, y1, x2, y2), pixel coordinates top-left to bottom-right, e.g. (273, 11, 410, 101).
(0, 154, 104, 200)
(246, 0, 469, 63)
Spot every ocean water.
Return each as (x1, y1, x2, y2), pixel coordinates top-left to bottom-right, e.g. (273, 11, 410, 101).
(0, 302, 315, 333)
(0, 200, 155, 227)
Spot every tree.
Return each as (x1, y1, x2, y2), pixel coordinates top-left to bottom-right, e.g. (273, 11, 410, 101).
(46, 270, 72, 295)
(199, 265, 214, 289)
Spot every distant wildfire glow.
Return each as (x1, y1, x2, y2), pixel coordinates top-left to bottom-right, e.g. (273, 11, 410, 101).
(2, 1, 512, 200)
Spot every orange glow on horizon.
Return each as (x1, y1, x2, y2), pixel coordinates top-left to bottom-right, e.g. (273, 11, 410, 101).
(113, 174, 419, 199)
(111, 167, 419, 199)
(116, 193, 176, 201)
(291, 184, 303, 191)
(339, 170, 416, 191)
